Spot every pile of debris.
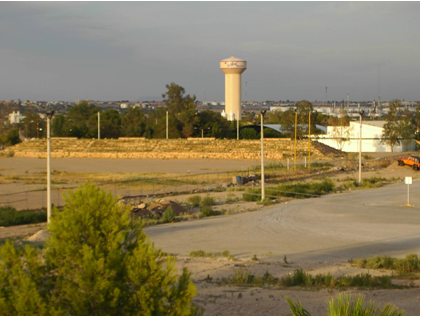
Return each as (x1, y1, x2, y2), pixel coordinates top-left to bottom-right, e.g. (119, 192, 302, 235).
(131, 199, 188, 218)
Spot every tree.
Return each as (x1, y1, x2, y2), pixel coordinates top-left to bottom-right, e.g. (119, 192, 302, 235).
(399, 108, 417, 151)
(6, 128, 21, 145)
(67, 101, 100, 138)
(327, 108, 353, 151)
(101, 109, 121, 139)
(121, 107, 147, 137)
(381, 100, 401, 152)
(161, 83, 198, 138)
(0, 184, 197, 315)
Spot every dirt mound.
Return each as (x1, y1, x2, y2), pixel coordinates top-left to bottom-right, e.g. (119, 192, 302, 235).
(132, 200, 188, 218)
(27, 229, 50, 242)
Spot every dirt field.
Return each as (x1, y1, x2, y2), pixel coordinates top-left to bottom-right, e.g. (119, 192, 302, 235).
(0, 154, 420, 315)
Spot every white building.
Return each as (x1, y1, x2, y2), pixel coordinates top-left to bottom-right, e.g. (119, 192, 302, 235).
(8, 111, 24, 124)
(317, 121, 416, 152)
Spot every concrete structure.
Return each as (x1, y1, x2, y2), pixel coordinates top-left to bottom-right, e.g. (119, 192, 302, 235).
(8, 111, 24, 124)
(220, 56, 247, 121)
(317, 121, 417, 152)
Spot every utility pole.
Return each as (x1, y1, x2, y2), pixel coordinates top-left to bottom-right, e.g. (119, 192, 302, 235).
(294, 109, 297, 171)
(46, 111, 55, 223)
(98, 111, 100, 140)
(308, 111, 311, 170)
(358, 110, 364, 184)
(237, 111, 239, 140)
(166, 111, 168, 140)
(260, 110, 266, 201)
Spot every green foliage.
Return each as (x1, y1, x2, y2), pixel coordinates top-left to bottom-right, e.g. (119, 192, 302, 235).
(327, 293, 406, 316)
(201, 195, 215, 207)
(257, 197, 272, 206)
(354, 254, 420, 275)
(187, 195, 202, 207)
(200, 206, 214, 217)
(286, 293, 406, 316)
(285, 296, 311, 316)
(381, 99, 402, 152)
(120, 107, 147, 137)
(225, 193, 238, 204)
(243, 179, 335, 200)
(0, 183, 197, 315)
(162, 206, 175, 223)
(240, 128, 259, 139)
(0, 206, 46, 227)
(6, 129, 21, 145)
(281, 269, 392, 289)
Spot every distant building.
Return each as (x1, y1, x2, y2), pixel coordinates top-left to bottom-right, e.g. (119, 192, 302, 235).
(8, 111, 24, 124)
(317, 121, 416, 152)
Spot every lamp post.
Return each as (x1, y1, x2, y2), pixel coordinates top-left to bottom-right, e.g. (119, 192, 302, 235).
(46, 110, 55, 223)
(294, 109, 297, 171)
(260, 110, 266, 201)
(98, 111, 100, 140)
(237, 111, 240, 140)
(166, 111, 168, 140)
(358, 110, 364, 184)
(308, 111, 311, 170)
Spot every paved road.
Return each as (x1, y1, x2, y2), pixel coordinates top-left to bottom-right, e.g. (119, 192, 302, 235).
(145, 180, 420, 262)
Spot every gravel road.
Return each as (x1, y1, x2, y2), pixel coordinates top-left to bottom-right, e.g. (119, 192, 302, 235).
(145, 180, 420, 262)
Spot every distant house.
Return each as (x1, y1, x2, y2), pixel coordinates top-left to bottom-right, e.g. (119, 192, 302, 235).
(8, 111, 24, 124)
(316, 121, 416, 152)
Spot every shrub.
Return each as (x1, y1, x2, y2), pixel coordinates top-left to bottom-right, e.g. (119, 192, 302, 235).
(221, 250, 230, 257)
(201, 206, 213, 217)
(0, 207, 46, 227)
(201, 196, 215, 207)
(187, 195, 202, 207)
(225, 193, 238, 204)
(0, 183, 196, 315)
(242, 191, 260, 201)
(286, 293, 406, 316)
(189, 250, 206, 257)
(257, 197, 272, 206)
(354, 254, 419, 275)
(161, 206, 175, 223)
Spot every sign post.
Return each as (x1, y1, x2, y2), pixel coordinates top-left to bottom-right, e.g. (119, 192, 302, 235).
(405, 177, 412, 206)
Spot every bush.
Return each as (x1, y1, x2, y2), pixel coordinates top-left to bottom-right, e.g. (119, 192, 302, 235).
(354, 254, 420, 275)
(0, 206, 46, 227)
(0, 183, 197, 315)
(286, 293, 406, 316)
(201, 196, 215, 207)
(161, 206, 175, 223)
(257, 197, 272, 206)
(242, 191, 260, 201)
(187, 195, 202, 207)
(201, 206, 213, 217)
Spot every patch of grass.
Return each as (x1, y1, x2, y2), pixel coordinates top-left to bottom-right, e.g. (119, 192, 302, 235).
(187, 195, 202, 207)
(201, 195, 215, 207)
(225, 193, 239, 204)
(200, 206, 214, 217)
(257, 197, 272, 206)
(0, 207, 47, 227)
(220, 268, 396, 289)
(353, 254, 420, 275)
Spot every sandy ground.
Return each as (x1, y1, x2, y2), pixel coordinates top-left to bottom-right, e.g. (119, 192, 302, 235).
(0, 155, 420, 315)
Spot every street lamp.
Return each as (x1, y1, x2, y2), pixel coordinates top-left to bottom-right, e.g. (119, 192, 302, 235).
(358, 110, 364, 184)
(294, 109, 297, 171)
(98, 111, 101, 140)
(260, 110, 266, 201)
(46, 110, 55, 223)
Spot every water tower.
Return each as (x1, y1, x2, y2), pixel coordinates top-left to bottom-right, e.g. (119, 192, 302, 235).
(220, 56, 247, 121)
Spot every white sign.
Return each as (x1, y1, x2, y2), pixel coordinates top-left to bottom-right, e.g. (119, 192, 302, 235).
(405, 177, 412, 185)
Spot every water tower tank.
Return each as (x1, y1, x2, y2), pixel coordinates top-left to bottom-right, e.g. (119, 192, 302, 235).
(220, 56, 247, 121)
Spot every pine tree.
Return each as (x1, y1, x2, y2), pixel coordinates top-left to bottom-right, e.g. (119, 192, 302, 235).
(0, 183, 196, 315)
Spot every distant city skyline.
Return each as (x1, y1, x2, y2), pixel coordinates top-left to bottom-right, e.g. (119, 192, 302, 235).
(0, 2, 419, 102)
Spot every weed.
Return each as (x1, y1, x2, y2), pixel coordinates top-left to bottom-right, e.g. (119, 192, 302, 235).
(251, 254, 258, 261)
(187, 195, 201, 207)
(225, 193, 238, 204)
(201, 195, 215, 207)
(354, 254, 420, 275)
(257, 197, 272, 206)
(200, 206, 214, 217)
(161, 206, 175, 223)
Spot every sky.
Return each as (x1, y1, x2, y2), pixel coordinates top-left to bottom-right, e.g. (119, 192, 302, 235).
(0, 2, 419, 102)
